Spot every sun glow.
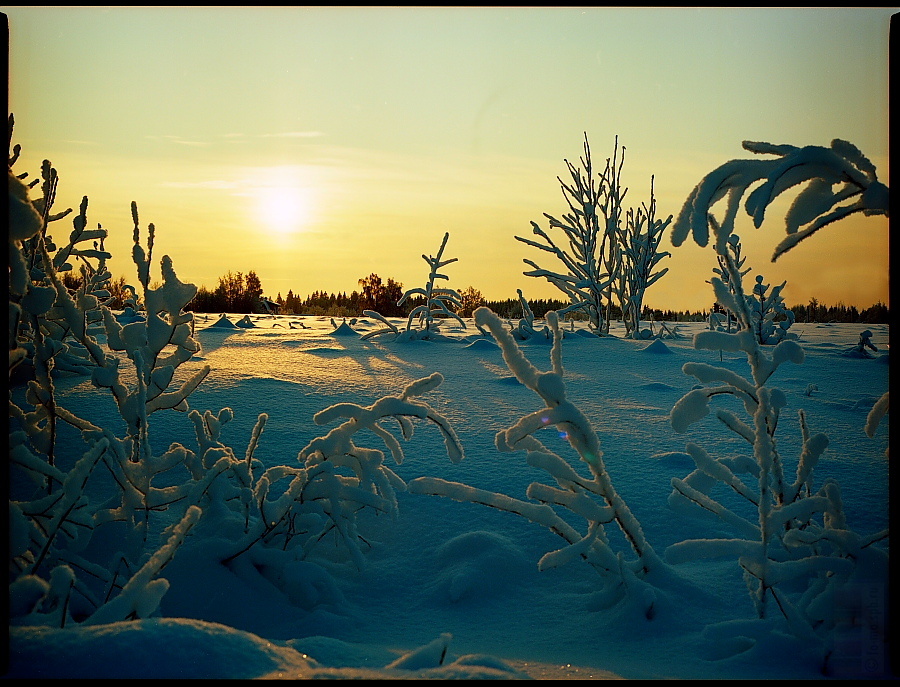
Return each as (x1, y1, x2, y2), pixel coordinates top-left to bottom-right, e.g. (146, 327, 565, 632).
(256, 185, 314, 236)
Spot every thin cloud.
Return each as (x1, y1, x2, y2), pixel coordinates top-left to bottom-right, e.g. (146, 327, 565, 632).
(160, 179, 241, 190)
(145, 134, 211, 147)
(259, 131, 325, 139)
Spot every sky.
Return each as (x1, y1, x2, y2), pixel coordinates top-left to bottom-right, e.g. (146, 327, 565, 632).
(6, 7, 893, 312)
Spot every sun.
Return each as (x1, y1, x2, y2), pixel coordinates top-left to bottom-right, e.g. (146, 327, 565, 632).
(256, 185, 313, 236)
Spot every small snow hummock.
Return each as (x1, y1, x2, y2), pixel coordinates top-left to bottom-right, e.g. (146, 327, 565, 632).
(208, 314, 239, 329)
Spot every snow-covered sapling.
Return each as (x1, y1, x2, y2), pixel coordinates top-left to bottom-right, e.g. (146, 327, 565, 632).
(363, 232, 466, 342)
(611, 176, 672, 339)
(410, 307, 664, 618)
(666, 248, 889, 666)
(840, 329, 879, 359)
(509, 288, 549, 341)
(516, 134, 671, 335)
(213, 373, 465, 573)
(708, 232, 795, 345)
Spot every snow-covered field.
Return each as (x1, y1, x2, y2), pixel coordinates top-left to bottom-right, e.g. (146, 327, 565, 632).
(7, 314, 891, 680)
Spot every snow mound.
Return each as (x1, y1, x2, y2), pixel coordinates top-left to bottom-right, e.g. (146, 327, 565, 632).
(494, 375, 523, 386)
(235, 315, 257, 328)
(6, 618, 317, 679)
(640, 338, 674, 354)
(431, 531, 528, 604)
(463, 338, 499, 351)
(650, 451, 694, 467)
(208, 314, 238, 329)
(329, 322, 359, 337)
(838, 349, 874, 359)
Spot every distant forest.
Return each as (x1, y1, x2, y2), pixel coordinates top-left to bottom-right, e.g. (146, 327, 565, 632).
(173, 270, 891, 325)
(65, 270, 889, 324)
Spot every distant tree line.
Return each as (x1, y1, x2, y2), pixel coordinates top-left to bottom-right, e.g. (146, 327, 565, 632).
(787, 298, 890, 324)
(186, 270, 265, 314)
(108, 268, 885, 324)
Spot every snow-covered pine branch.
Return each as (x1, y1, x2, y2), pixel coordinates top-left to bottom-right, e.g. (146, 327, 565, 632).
(671, 138, 890, 260)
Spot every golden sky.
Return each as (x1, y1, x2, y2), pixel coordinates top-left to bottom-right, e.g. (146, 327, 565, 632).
(6, 7, 892, 311)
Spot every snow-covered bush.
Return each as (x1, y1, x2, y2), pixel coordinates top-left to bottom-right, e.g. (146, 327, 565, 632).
(516, 134, 671, 336)
(362, 232, 466, 342)
(666, 183, 889, 669)
(9, 136, 211, 626)
(409, 307, 664, 618)
(509, 288, 549, 341)
(206, 373, 465, 573)
(670, 138, 890, 261)
(709, 231, 795, 345)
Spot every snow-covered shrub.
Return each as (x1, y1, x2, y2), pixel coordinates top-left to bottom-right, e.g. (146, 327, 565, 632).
(9, 128, 212, 626)
(363, 232, 466, 342)
(509, 288, 549, 341)
(665, 244, 889, 669)
(840, 329, 879, 359)
(708, 232, 795, 345)
(409, 307, 664, 618)
(516, 134, 671, 336)
(208, 373, 465, 572)
(670, 138, 890, 261)
(746, 273, 795, 345)
(611, 176, 672, 338)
